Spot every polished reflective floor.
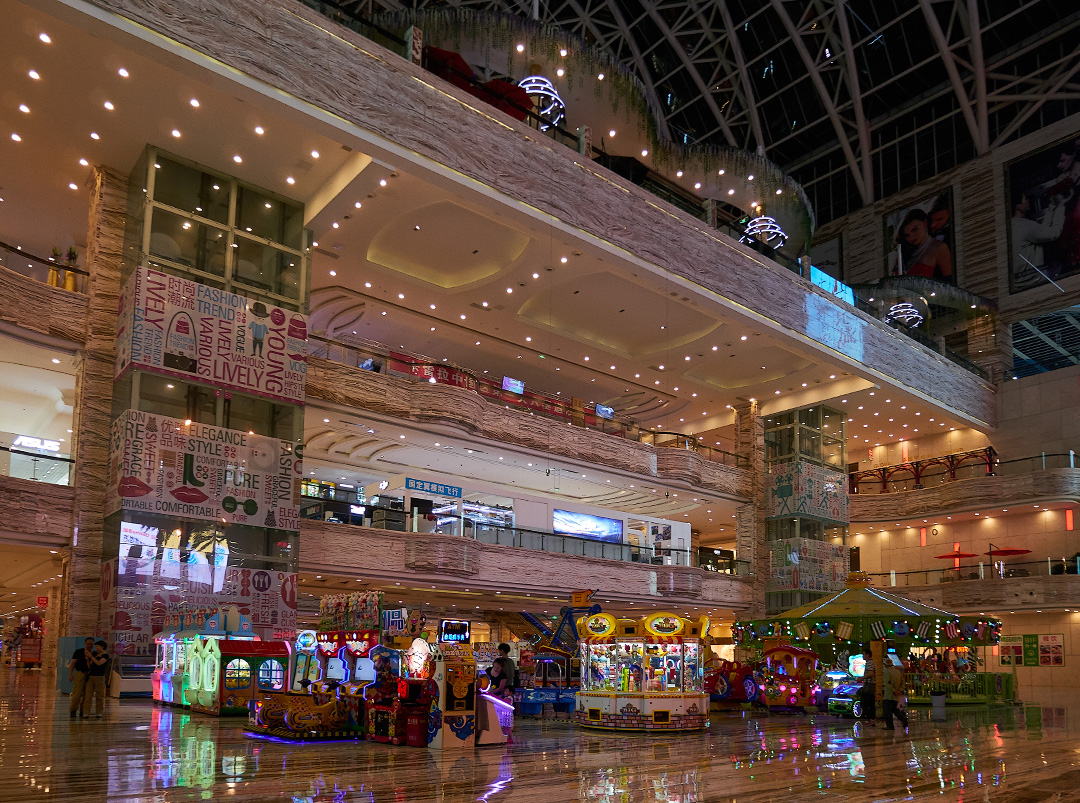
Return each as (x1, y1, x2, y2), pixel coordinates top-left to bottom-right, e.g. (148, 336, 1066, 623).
(2, 668, 1079, 802)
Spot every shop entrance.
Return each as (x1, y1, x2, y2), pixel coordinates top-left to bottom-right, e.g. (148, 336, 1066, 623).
(0, 543, 64, 669)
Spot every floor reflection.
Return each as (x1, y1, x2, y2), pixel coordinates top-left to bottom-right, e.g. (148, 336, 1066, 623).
(2, 666, 1079, 802)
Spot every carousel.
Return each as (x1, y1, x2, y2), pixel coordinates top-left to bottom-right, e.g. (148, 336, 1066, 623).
(733, 572, 1008, 710)
(575, 612, 710, 731)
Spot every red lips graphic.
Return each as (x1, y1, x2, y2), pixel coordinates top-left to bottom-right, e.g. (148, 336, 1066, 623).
(288, 352, 307, 363)
(170, 485, 209, 504)
(118, 476, 153, 498)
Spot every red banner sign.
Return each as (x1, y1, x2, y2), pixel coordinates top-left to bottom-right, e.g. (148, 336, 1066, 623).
(37, 596, 48, 609)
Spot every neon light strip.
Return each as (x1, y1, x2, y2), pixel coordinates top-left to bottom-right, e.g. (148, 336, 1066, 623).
(804, 589, 846, 617)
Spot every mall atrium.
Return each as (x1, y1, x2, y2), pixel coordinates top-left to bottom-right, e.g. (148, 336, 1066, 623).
(0, 0, 1079, 800)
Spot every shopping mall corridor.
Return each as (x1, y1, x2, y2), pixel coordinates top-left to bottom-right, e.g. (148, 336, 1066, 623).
(2, 668, 1079, 802)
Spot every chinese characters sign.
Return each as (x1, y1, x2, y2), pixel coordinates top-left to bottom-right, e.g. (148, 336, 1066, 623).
(405, 477, 462, 498)
(115, 266, 308, 404)
(999, 634, 1064, 667)
(107, 409, 301, 530)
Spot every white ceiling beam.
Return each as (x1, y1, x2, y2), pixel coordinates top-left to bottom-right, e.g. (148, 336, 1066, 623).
(716, 0, 766, 154)
(917, 0, 985, 153)
(768, 0, 870, 204)
(834, 0, 873, 202)
(641, 1, 739, 147)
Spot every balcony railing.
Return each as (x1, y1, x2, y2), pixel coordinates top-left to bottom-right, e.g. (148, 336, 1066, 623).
(0, 239, 88, 293)
(866, 554, 1080, 587)
(0, 446, 73, 485)
(850, 447, 997, 494)
(308, 334, 746, 467)
(300, 499, 751, 574)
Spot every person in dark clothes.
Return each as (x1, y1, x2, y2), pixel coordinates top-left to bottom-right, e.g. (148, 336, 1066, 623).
(84, 640, 110, 718)
(68, 637, 94, 717)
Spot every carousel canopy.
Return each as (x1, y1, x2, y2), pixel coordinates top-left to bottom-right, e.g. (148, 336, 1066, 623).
(733, 572, 1001, 651)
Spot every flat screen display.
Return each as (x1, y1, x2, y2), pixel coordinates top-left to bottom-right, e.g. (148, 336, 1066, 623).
(553, 509, 623, 543)
(501, 376, 525, 394)
(595, 404, 614, 420)
(439, 619, 471, 643)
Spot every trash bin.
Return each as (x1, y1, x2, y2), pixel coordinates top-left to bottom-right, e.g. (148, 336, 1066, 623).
(930, 690, 947, 720)
(405, 711, 428, 747)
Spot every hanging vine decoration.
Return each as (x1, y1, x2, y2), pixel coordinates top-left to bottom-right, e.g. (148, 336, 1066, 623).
(372, 7, 815, 244)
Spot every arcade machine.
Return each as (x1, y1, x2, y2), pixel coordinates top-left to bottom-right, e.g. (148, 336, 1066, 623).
(338, 630, 380, 733)
(757, 644, 821, 710)
(364, 644, 431, 745)
(290, 630, 321, 692)
(427, 643, 478, 750)
(310, 632, 347, 704)
(189, 637, 291, 716)
(475, 676, 514, 746)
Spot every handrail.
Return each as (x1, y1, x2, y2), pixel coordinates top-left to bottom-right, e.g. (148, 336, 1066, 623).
(0, 444, 74, 485)
(849, 446, 997, 493)
(0, 239, 89, 276)
(308, 334, 747, 467)
(865, 554, 1080, 588)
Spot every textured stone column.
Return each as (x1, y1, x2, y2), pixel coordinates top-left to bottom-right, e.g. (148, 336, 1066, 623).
(734, 401, 767, 617)
(62, 167, 127, 637)
(968, 312, 1011, 383)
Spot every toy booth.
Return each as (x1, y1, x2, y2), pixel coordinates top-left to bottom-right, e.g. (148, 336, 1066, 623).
(188, 638, 291, 716)
(153, 607, 259, 708)
(756, 643, 821, 710)
(575, 612, 709, 731)
(733, 572, 1007, 713)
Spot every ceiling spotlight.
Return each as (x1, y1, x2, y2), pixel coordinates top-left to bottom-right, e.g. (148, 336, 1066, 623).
(190, 98, 200, 107)
(608, 129, 616, 137)
(255, 126, 265, 135)
(118, 68, 129, 77)
(379, 179, 387, 187)
(39, 32, 52, 43)
(28, 70, 40, 80)
(355, 201, 362, 208)
(79, 158, 88, 166)
(19, 104, 29, 113)
(68, 183, 78, 190)
(90, 132, 100, 140)
(11, 133, 22, 142)
(171, 129, 181, 138)
(728, 189, 735, 195)
(104, 101, 115, 110)
(233, 155, 242, 163)
(747, 174, 754, 181)
(694, 182, 702, 189)
(641, 149, 649, 157)
(311, 150, 320, 159)
(516, 43, 525, 52)
(286, 176, 295, 184)
(597, 73, 605, 80)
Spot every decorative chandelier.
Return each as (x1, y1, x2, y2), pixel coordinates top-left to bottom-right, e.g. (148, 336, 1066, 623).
(517, 75, 566, 130)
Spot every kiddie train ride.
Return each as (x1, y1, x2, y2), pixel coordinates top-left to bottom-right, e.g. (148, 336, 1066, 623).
(575, 612, 710, 731)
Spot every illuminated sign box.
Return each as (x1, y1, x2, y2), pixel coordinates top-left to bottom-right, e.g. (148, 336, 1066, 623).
(439, 619, 471, 643)
(553, 509, 623, 543)
(501, 376, 525, 394)
(810, 265, 855, 306)
(595, 405, 614, 420)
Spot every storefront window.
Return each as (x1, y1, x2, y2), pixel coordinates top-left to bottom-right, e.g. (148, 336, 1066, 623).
(138, 374, 217, 424)
(645, 644, 682, 692)
(616, 643, 643, 693)
(152, 156, 230, 224)
(683, 643, 702, 692)
(585, 644, 618, 691)
(147, 207, 228, 276)
(236, 186, 304, 250)
(257, 659, 286, 691)
(224, 658, 252, 690)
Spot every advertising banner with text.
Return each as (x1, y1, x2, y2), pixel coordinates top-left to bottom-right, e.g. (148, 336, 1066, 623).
(110, 553, 297, 657)
(115, 266, 308, 404)
(107, 409, 301, 530)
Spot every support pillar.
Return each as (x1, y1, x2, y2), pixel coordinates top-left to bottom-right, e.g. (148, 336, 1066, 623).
(62, 167, 127, 638)
(734, 400, 767, 617)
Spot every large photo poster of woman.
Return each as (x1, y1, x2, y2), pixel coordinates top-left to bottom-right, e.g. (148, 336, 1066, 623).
(1007, 134, 1080, 293)
(883, 189, 956, 284)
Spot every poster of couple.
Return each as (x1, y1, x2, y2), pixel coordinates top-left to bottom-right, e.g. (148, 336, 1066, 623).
(883, 189, 955, 285)
(1007, 132, 1080, 293)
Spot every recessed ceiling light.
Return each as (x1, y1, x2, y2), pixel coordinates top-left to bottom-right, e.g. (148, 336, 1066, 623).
(695, 182, 702, 189)
(233, 155, 242, 163)
(28, 70, 40, 80)
(311, 150, 320, 159)
(171, 129, 181, 138)
(286, 176, 295, 184)
(190, 98, 200, 107)
(118, 67, 129, 77)
(332, 221, 339, 228)
(79, 158, 88, 166)
(328, 270, 336, 277)
(90, 132, 100, 140)
(748, 174, 754, 181)
(51, 358, 60, 364)
(379, 179, 387, 187)
(506, 287, 513, 293)
(104, 101, 115, 110)
(597, 72, 605, 80)
(68, 183, 78, 190)
(364, 282, 371, 288)
(728, 189, 735, 195)
(18, 104, 29, 114)
(11, 133, 21, 142)
(398, 293, 405, 299)
(254, 126, 265, 135)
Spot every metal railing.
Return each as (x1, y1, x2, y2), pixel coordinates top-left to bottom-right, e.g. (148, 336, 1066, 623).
(0, 239, 88, 292)
(0, 445, 73, 486)
(300, 504, 755, 573)
(850, 448, 1079, 494)
(905, 671, 1014, 704)
(867, 555, 1080, 587)
(308, 334, 747, 467)
(850, 447, 997, 494)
